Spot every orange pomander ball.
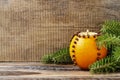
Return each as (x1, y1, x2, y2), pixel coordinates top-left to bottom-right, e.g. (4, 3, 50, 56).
(69, 30, 107, 69)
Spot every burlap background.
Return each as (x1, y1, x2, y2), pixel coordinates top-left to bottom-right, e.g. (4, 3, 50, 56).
(0, 0, 120, 61)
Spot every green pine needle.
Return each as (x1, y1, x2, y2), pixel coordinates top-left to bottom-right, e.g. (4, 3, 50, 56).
(90, 20, 120, 74)
(41, 54, 54, 64)
(97, 33, 120, 49)
(89, 56, 119, 74)
(101, 20, 120, 36)
(41, 48, 73, 64)
(113, 47, 120, 62)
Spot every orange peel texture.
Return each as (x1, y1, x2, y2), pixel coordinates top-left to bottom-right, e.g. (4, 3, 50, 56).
(70, 32, 107, 69)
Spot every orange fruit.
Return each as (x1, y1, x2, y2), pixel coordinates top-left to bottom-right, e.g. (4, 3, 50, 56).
(70, 31, 107, 69)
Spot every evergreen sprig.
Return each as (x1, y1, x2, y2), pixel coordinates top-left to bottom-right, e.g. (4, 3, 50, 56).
(101, 20, 120, 36)
(89, 20, 120, 74)
(113, 47, 120, 62)
(41, 54, 53, 64)
(97, 33, 120, 49)
(41, 48, 73, 64)
(89, 56, 119, 74)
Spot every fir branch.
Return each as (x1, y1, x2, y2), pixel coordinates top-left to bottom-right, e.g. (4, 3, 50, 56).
(41, 54, 54, 64)
(101, 20, 120, 36)
(97, 33, 120, 49)
(89, 56, 119, 74)
(113, 47, 120, 62)
(41, 48, 73, 64)
(90, 20, 120, 74)
(53, 48, 73, 64)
